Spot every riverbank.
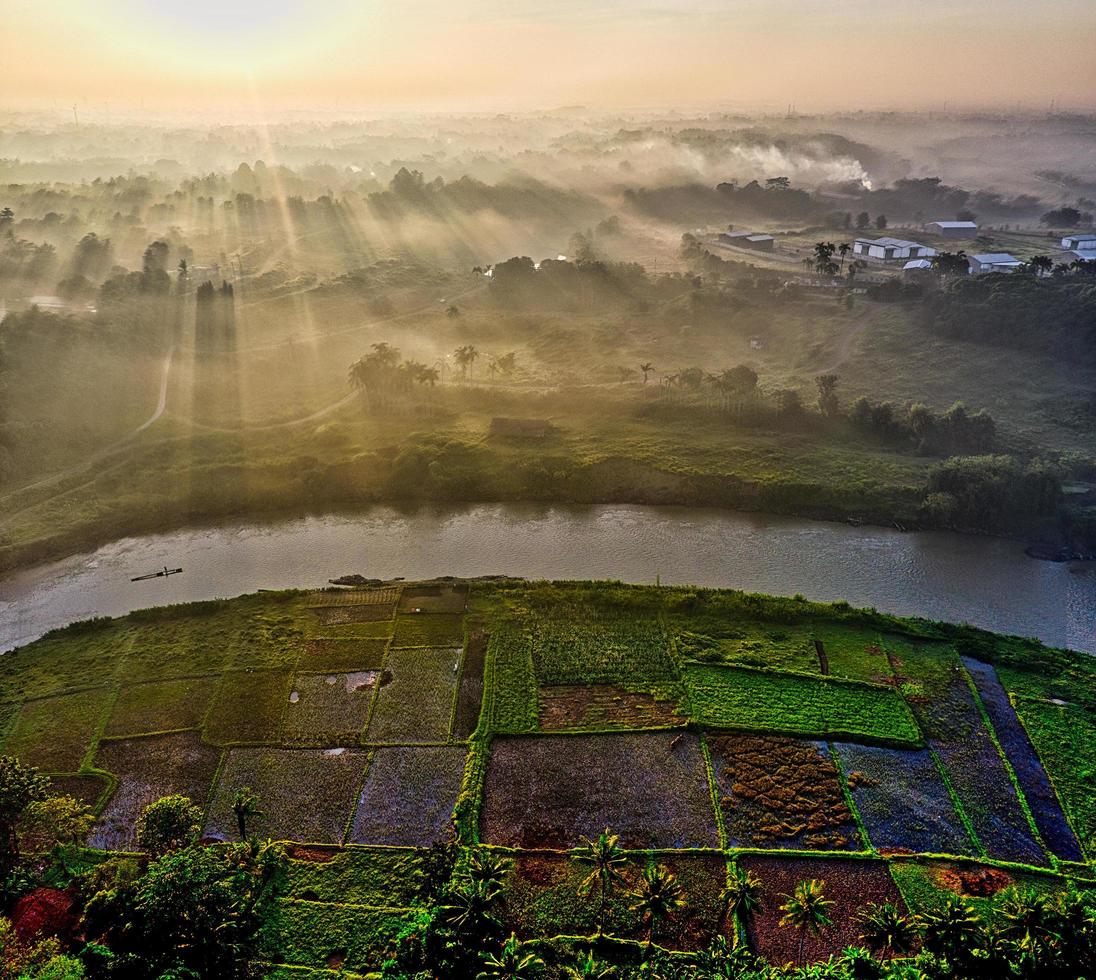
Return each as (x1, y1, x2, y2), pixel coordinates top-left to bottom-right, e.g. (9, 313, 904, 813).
(3, 504, 1094, 655)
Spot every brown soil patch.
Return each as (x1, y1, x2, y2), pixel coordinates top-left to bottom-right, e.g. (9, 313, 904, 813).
(709, 735, 859, 850)
(538, 684, 685, 730)
(935, 865, 1013, 898)
(453, 631, 488, 738)
(286, 844, 341, 863)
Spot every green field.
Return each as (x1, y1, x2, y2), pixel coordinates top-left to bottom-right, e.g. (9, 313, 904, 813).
(1, 579, 1093, 977)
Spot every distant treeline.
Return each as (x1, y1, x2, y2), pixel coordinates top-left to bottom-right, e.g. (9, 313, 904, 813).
(922, 275, 1096, 362)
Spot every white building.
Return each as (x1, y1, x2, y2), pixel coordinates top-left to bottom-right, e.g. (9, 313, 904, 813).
(853, 236, 935, 263)
(1061, 234, 1096, 250)
(903, 258, 933, 275)
(1065, 249, 1096, 263)
(928, 220, 978, 239)
(968, 252, 1023, 274)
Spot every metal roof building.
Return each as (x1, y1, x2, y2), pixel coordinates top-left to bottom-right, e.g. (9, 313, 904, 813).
(968, 253, 1023, 274)
(853, 236, 935, 262)
(928, 220, 978, 238)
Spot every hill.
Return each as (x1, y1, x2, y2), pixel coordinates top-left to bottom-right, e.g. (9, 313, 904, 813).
(0, 579, 1093, 977)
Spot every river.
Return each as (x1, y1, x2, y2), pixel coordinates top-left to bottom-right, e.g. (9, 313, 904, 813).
(0, 503, 1093, 653)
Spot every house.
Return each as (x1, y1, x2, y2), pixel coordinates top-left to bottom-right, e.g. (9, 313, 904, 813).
(717, 231, 775, 252)
(928, 220, 978, 239)
(853, 237, 935, 263)
(1065, 249, 1096, 263)
(1061, 234, 1096, 250)
(968, 253, 1023, 274)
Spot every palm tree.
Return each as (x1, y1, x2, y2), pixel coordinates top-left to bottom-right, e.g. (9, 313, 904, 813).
(455, 344, 479, 379)
(467, 848, 513, 893)
(1027, 254, 1054, 277)
(231, 787, 263, 840)
(573, 828, 629, 937)
(838, 242, 850, 272)
(995, 888, 1060, 968)
(720, 865, 763, 948)
(446, 878, 504, 937)
(639, 362, 654, 385)
(778, 879, 834, 966)
(478, 933, 544, 980)
(858, 902, 916, 959)
(629, 864, 685, 955)
(918, 896, 981, 964)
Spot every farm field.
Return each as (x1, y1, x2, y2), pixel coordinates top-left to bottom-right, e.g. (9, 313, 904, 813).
(1, 577, 1093, 974)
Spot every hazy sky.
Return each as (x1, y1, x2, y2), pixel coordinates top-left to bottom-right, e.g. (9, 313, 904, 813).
(5, 0, 1096, 112)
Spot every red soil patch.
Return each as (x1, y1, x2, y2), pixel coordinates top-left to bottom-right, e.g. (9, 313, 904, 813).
(537, 685, 685, 730)
(935, 865, 1013, 898)
(286, 844, 341, 863)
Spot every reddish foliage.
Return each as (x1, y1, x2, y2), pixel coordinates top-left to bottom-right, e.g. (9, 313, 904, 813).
(11, 887, 78, 944)
(935, 865, 1013, 897)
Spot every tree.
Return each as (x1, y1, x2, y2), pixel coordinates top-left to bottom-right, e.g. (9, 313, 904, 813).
(778, 879, 833, 966)
(918, 896, 982, 965)
(573, 828, 629, 938)
(445, 878, 505, 939)
(858, 902, 916, 959)
(130, 841, 284, 978)
(563, 952, 614, 979)
(0, 757, 50, 876)
(1041, 207, 1082, 228)
(1027, 254, 1054, 277)
(816, 373, 840, 417)
(231, 788, 262, 841)
(720, 865, 762, 948)
(136, 795, 202, 857)
(477, 933, 543, 980)
(455, 345, 479, 380)
(856, 211, 871, 230)
(875, 214, 888, 230)
(931, 250, 969, 277)
(446, 305, 461, 318)
(812, 242, 838, 277)
(837, 242, 850, 271)
(639, 362, 654, 385)
(466, 848, 513, 893)
(628, 864, 685, 954)
(19, 795, 93, 861)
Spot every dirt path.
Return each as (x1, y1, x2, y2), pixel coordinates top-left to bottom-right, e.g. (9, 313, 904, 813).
(804, 309, 873, 377)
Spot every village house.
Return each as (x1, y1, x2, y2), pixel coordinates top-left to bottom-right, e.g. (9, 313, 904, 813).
(928, 220, 978, 238)
(968, 252, 1024, 274)
(853, 236, 935, 263)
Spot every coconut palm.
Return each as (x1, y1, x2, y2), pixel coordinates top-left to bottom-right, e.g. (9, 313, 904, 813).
(838, 242, 850, 271)
(778, 879, 834, 966)
(720, 865, 763, 948)
(639, 362, 654, 384)
(573, 828, 630, 937)
(445, 877, 505, 939)
(995, 888, 1061, 967)
(858, 901, 916, 959)
(231, 787, 263, 841)
(918, 896, 982, 963)
(1027, 254, 1054, 277)
(467, 848, 513, 893)
(455, 344, 479, 379)
(629, 864, 685, 955)
(478, 933, 544, 980)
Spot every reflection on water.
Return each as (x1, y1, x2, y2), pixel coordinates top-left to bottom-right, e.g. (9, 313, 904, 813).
(0, 503, 1093, 654)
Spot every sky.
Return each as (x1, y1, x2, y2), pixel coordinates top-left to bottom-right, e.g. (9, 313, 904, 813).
(4, 0, 1096, 113)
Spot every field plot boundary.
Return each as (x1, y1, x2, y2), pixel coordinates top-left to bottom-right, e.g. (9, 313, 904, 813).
(307, 586, 402, 608)
(683, 663, 922, 746)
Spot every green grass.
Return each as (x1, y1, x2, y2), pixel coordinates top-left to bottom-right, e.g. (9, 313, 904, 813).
(204, 670, 292, 745)
(390, 614, 465, 648)
(280, 849, 426, 907)
(487, 627, 538, 734)
(682, 664, 921, 745)
(365, 648, 460, 743)
(105, 677, 216, 737)
(1011, 698, 1096, 860)
(3, 688, 113, 772)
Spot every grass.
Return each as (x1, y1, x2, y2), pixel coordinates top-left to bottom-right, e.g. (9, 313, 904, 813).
(682, 664, 921, 745)
(350, 745, 467, 847)
(205, 747, 366, 844)
(283, 672, 378, 746)
(280, 848, 427, 907)
(365, 647, 460, 743)
(487, 627, 538, 734)
(390, 614, 465, 648)
(91, 732, 222, 850)
(1011, 698, 1096, 862)
(204, 670, 292, 745)
(3, 689, 113, 772)
(299, 638, 388, 673)
(105, 677, 216, 737)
